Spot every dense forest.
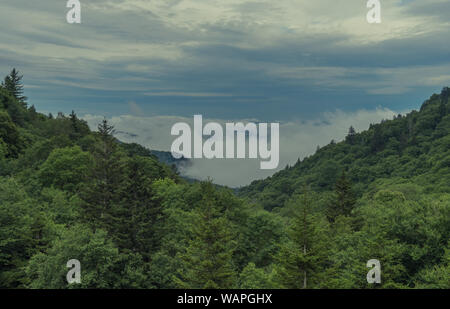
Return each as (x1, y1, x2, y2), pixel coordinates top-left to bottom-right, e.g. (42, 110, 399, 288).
(0, 69, 448, 289)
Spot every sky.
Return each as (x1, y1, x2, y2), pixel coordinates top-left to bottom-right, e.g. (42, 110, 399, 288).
(1, 0, 450, 186)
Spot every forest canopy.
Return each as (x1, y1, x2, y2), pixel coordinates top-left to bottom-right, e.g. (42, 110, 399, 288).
(0, 69, 449, 289)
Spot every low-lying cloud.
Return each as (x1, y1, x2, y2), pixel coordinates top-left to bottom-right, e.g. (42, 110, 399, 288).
(83, 107, 399, 187)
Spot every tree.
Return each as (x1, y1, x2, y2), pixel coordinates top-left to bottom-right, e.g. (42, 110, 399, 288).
(175, 181, 237, 289)
(110, 156, 168, 258)
(68, 110, 89, 140)
(38, 146, 93, 193)
(69, 110, 80, 140)
(274, 191, 331, 288)
(80, 119, 125, 229)
(0, 179, 34, 288)
(25, 224, 136, 289)
(346, 126, 357, 145)
(371, 125, 384, 152)
(0, 178, 55, 288)
(0, 111, 21, 157)
(234, 210, 284, 270)
(239, 263, 277, 289)
(2, 69, 27, 106)
(415, 242, 450, 288)
(148, 179, 196, 288)
(326, 171, 356, 222)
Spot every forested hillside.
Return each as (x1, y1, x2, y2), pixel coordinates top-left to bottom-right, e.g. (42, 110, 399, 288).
(0, 69, 448, 289)
(241, 88, 450, 210)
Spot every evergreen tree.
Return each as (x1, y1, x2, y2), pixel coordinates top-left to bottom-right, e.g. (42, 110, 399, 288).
(68, 110, 89, 140)
(2, 69, 27, 106)
(346, 126, 356, 145)
(28, 105, 37, 121)
(326, 171, 356, 222)
(111, 156, 166, 259)
(69, 110, 79, 139)
(274, 190, 331, 288)
(80, 119, 124, 229)
(371, 125, 385, 152)
(0, 111, 21, 157)
(175, 181, 237, 289)
(239, 263, 277, 288)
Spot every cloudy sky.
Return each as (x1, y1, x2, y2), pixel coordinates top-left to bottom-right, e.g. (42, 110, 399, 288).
(1, 0, 449, 186)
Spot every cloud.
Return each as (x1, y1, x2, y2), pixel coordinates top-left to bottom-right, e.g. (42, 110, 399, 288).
(82, 107, 399, 187)
(1, 0, 449, 121)
(143, 92, 233, 97)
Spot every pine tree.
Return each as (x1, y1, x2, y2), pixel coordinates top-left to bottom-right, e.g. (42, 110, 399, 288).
(0, 111, 21, 157)
(326, 171, 356, 222)
(28, 105, 37, 121)
(346, 126, 356, 145)
(175, 181, 237, 289)
(69, 110, 81, 140)
(371, 125, 384, 152)
(112, 156, 164, 260)
(275, 190, 330, 288)
(80, 119, 124, 229)
(2, 69, 27, 106)
(441, 87, 449, 104)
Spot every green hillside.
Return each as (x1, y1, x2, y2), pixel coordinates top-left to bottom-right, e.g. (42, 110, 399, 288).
(0, 69, 448, 289)
(240, 88, 450, 210)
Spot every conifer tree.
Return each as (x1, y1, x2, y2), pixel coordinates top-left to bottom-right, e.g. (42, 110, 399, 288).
(80, 119, 124, 229)
(0, 111, 21, 157)
(275, 190, 330, 288)
(112, 156, 164, 259)
(2, 69, 27, 106)
(346, 126, 356, 145)
(69, 110, 82, 140)
(175, 181, 237, 289)
(326, 171, 356, 222)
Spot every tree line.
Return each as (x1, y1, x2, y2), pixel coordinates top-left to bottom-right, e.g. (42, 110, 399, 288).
(0, 69, 448, 288)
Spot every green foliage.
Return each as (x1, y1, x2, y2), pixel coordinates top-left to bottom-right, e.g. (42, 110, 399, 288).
(2, 68, 27, 106)
(38, 146, 93, 192)
(25, 224, 149, 288)
(326, 171, 356, 222)
(235, 210, 284, 270)
(239, 263, 278, 289)
(241, 88, 450, 205)
(274, 191, 332, 288)
(415, 242, 450, 288)
(175, 182, 237, 289)
(0, 110, 22, 157)
(0, 69, 448, 289)
(0, 178, 56, 287)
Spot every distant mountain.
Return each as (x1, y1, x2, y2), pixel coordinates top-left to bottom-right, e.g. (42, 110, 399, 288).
(150, 150, 191, 170)
(118, 142, 192, 176)
(239, 87, 450, 210)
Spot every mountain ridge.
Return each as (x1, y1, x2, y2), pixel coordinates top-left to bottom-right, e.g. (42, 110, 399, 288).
(239, 87, 450, 210)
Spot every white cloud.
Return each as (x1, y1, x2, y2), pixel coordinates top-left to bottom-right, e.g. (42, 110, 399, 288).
(143, 92, 233, 97)
(1, 0, 449, 107)
(89, 0, 443, 45)
(82, 107, 399, 187)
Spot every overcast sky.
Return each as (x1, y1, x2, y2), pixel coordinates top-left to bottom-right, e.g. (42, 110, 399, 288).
(1, 0, 449, 185)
